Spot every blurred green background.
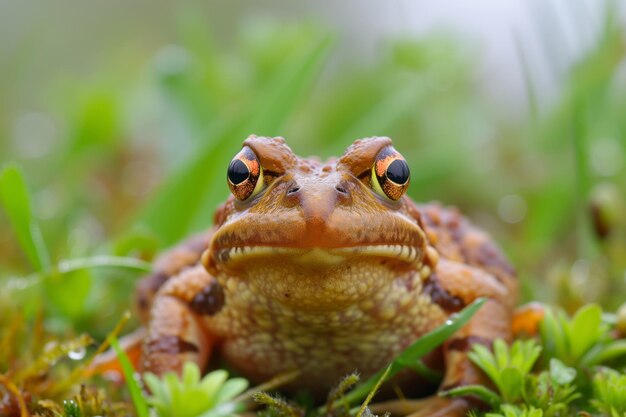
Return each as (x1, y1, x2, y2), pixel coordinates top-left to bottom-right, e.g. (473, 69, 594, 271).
(1, 1, 626, 338)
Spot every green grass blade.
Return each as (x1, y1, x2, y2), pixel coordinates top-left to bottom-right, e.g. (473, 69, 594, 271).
(0, 164, 51, 271)
(57, 255, 153, 274)
(335, 298, 485, 407)
(355, 364, 391, 417)
(110, 336, 149, 417)
(404, 359, 443, 384)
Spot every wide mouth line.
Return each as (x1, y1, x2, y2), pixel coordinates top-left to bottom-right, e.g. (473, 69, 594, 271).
(213, 244, 421, 264)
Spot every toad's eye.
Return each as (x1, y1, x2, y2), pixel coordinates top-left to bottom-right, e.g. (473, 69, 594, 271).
(227, 146, 264, 201)
(371, 146, 410, 201)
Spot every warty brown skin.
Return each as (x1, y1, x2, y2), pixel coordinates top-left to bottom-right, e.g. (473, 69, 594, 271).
(137, 136, 518, 416)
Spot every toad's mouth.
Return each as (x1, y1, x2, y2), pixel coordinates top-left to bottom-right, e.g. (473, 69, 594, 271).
(208, 244, 423, 268)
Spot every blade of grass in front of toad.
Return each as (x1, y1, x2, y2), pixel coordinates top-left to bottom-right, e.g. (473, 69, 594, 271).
(110, 336, 149, 417)
(322, 298, 486, 410)
(137, 30, 333, 244)
(0, 164, 51, 272)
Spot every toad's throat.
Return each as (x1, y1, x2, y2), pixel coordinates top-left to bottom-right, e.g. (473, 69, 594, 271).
(212, 244, 422, 267)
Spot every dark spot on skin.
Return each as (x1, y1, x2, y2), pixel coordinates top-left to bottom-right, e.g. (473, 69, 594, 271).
(446, 335, 492, 352)
(189, 280, 225, 316)
(423, 274, 465, 312)
(148, 335, 199, 354)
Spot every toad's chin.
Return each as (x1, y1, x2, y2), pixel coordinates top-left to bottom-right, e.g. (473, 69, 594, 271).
(210, 254, 432, 312)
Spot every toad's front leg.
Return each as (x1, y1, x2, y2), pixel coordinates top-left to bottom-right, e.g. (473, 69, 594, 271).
(436, 259, 514, 393)
(142, 265, 224, 375)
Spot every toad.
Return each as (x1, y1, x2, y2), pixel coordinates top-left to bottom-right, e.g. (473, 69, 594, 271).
(135, 136, 517, 416)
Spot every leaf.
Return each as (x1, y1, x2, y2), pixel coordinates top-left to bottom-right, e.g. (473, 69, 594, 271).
(549, 358, 576, 385)
(590, 340, 626, 365)
(110, 336, 149, 417)
(468, 344, 500, 384)
(182, 361, 201, 386)
(494, 339, 510, 371)
(0, 164, 51, 271)
(499, 367, 524, 403)
(143, 373, 167, 405)
(539, 308, 567, 363)
(569, 304, 602, 359)
(199, 369, 229, 398)
(519, 341, 542, 374)
(443, 384, 501, 409)
(214, 378, 248, 404)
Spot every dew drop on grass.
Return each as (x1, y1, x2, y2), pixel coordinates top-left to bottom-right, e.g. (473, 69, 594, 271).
(68, 347, 86, 360)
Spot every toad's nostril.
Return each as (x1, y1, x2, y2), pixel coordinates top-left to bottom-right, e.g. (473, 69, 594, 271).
(287, 186, 301, 195)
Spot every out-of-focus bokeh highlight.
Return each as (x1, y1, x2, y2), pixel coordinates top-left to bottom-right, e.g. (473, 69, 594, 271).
(1, 0, 626, 336)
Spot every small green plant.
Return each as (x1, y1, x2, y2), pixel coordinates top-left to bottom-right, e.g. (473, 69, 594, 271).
(471, 339, 541, 403)
(144, 362, 249, 417)
(591, 368, 626, 417)
(539, 304, 626, 369)
(523, 359, 579, 417)
(445, 339, 579, 415)
(540, 304, 606, 367)
(444, 339, 541, 406)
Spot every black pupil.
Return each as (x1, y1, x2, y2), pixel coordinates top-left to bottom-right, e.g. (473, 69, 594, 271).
(227, 159, 250, 184)
(386, 159, 409, 184)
